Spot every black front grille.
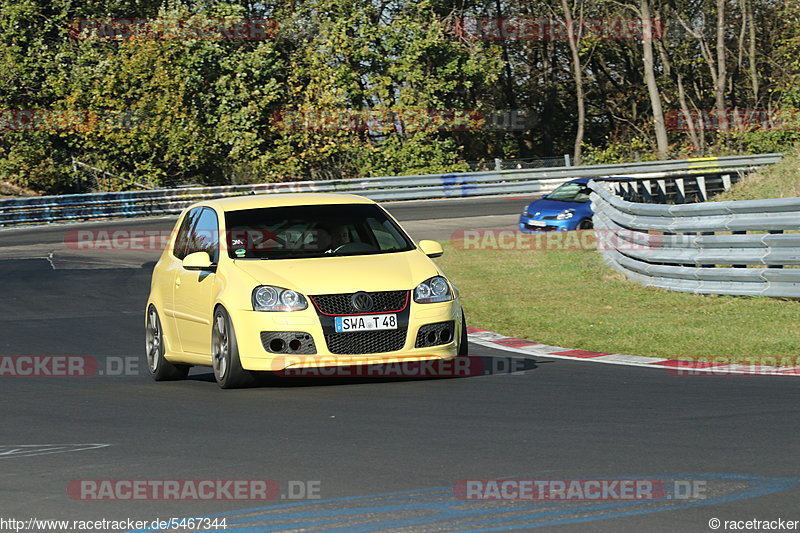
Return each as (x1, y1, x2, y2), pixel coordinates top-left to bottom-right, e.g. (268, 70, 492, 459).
(525, 223, 558, 232)
(310, 290, 408, 315)
(325, 329, 407, 355)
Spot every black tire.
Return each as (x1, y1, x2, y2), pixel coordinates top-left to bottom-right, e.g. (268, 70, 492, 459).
(578, 218, 593, 230)
(146, 305, 190, 381)
(212, 307, 255, 389)
(458, 310, 469, 357)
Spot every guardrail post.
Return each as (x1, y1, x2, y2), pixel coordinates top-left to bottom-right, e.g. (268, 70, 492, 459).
(656, 180, 667, 203)
(675, 178, 686, 204)
(641, 180, 653, 203)
(696, 176, 708, 202)
(700, 231, 714, 267)
(768, 230, 784, 268)
(732, 231, 747, 268)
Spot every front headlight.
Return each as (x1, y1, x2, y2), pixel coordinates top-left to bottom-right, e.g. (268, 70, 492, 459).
(556, 209, 575, 220)
(252, 285, 308, 312)
(414, 276, 453, 304)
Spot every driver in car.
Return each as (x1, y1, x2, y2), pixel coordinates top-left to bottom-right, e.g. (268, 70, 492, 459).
(322, 223, 351, 253)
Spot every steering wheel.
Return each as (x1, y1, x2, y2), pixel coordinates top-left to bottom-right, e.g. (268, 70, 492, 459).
(332, 242, 378, 254)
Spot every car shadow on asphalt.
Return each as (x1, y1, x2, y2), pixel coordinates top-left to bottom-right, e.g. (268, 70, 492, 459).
(184, 355, 545, 388)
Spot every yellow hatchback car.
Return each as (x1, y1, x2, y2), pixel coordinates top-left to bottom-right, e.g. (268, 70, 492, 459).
(145, 193, 467, 388)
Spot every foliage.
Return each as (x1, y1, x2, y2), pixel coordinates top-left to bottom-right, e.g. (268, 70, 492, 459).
(581, 137, 657, 164)
(1, 0, 800, 193)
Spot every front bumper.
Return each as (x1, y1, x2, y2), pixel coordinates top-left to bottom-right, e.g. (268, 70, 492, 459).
(230, 299, 462, 371)
(518, 215, 578, 233)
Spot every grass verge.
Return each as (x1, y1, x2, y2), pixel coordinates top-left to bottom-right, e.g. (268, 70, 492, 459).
(714, 147, 800, 201)
(437, 242, 799, 364)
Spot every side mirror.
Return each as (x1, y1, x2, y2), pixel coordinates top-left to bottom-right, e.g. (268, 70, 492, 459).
(183, 251, 214, 271)
(418, 240, 444, 258)
(540, 194, 548, 199)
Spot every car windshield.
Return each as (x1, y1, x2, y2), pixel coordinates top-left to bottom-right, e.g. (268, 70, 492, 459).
(546, 182, 591, 203)
(224, 203, 415, 259)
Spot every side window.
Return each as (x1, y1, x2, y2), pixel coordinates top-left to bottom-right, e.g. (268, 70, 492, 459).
(366, 217, 406, 251)
(173, 208, 201, 260)
(187, 208, 220, 264)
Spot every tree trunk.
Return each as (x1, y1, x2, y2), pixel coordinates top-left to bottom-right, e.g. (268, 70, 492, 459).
(641, 0, 669, 158)
(744, 0, 759, 103)
(714, 0, 728, 131)
(657, 42, 700, 151)
(561, 0, 584, 165)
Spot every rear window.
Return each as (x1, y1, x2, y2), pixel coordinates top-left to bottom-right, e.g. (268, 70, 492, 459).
(224, 203, 414, 259)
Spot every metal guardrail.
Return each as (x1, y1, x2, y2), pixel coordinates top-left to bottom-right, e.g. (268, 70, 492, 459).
(607, 172, 739, 204)
(0, 153, 782, 227)
(589, 178, 800, 298)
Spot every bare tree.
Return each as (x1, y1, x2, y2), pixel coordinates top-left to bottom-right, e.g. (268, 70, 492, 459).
(714, 0, 728, 130)
(657, 43, 701, 151)
(560, 0, 585, 165)
(640, 0, 669, 157)
(743, 0, 759, 104)
(678, 0, 728, 133)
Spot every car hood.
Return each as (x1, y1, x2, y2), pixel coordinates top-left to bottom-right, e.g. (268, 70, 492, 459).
(525, 198, 591, 217)
(230, 250, 441, 294)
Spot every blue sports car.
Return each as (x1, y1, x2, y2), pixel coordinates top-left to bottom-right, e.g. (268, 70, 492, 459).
(518, 178, 594, 233)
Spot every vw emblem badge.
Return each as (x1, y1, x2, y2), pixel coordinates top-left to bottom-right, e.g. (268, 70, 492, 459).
(351, 292, 374, 312)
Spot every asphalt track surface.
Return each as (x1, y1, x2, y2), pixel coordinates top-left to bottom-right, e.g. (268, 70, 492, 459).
(1, 195, 799, 533)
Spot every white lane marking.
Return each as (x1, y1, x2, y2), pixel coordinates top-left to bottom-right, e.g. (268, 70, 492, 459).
(0, 444, 110, 458)
(592, 354, 670, 365)
(468, 333, 800, 377)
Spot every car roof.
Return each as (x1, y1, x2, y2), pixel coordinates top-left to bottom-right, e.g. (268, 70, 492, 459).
(190, 193, 376, 212)
(568, 176, 636, 185)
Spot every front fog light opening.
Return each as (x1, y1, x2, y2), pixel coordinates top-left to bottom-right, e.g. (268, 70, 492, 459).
(440, 327, 453, 343)
(415, 321, 456, 348)
(269, 338, 286, 352)
(261, 332, 316, 354)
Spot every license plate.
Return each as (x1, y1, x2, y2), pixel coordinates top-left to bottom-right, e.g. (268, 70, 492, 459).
(335, 314, 398, 333)
(527, 220, 546, 227)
